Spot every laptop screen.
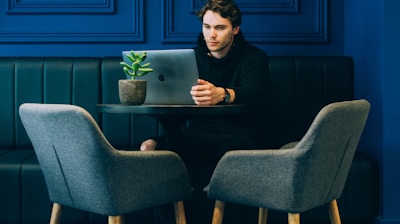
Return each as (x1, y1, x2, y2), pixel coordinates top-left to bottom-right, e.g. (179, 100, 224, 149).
(122, 49, 199, 105)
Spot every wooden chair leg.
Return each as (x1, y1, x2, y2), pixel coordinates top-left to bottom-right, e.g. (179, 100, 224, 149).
(329, 199, 342, 224)
(212, 200, 225, 224)
(174, 200, 187, 224)
(288, 213, 300, 224)
(108, 215, 124, 224)
(258, 208, 268, 224)
(50, 202, 62, 224)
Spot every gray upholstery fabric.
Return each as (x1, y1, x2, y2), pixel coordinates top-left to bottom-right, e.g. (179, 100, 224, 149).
(19, 103, 192, 216)
(207, 99, 370, 213)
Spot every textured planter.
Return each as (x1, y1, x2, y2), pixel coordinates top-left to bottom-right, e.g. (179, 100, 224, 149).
(118, 79, 147, 105)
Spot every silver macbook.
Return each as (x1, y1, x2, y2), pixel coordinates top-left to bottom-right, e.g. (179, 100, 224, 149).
(122, 49, 198, 105)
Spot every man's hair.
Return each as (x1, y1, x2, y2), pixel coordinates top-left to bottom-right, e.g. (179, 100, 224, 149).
(197, 0, 242, 28)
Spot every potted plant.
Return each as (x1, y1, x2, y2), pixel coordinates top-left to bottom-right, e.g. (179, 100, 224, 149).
(119, 50, 153, 105)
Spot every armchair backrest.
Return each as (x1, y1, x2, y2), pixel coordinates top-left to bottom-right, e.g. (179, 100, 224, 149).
(292, 99, 370, 208)
(19, 103, 192, 215)
(19, 103, 118, 212)
(207, 100, 370, 213)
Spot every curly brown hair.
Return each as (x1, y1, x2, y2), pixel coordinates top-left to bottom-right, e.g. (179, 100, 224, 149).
(196, 0, 242, 28)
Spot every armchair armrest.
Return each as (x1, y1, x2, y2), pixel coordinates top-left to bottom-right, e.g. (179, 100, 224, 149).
(208, 148, 298, 209)
(110, 150, 192, 212)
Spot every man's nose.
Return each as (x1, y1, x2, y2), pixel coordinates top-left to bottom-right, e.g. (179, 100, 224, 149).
(209, 28, 217, 37)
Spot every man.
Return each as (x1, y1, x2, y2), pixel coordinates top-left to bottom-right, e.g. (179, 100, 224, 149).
(145, 0, 269, 223)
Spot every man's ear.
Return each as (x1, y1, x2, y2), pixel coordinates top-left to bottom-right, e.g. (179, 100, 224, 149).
(233, 26, 240, 35)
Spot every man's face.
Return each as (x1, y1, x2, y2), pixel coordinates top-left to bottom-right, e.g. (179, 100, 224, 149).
(202, 10, 240, 59)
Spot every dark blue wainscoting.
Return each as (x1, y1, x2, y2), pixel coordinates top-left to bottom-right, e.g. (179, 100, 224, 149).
(0, 0, 342, 57)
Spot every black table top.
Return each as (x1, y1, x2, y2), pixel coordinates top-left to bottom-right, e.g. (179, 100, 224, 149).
(96, 104, 247, 116)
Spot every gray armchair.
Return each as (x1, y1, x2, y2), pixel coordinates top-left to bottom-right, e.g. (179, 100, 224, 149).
(19, 103, 192, 224)
(207, 99, 370, 224)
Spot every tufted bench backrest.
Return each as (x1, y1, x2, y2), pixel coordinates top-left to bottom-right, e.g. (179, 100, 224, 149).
(0, 56, 353, 150)
(0, 57, 144, 150)
(265, 56, 353, 147)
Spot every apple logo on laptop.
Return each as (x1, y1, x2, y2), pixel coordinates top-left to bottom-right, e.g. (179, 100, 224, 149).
(158, 73, 165, 82)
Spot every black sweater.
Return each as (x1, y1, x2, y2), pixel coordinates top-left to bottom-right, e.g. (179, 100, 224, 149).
(190, 31, 269, 146)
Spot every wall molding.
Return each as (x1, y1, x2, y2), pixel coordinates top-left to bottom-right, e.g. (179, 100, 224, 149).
(1, 0, 143, 43)
(192, 0, 299, 14)
(7, 0, 115, 14)
(248, 0, 328, 43)
(163, 0, 328, 44)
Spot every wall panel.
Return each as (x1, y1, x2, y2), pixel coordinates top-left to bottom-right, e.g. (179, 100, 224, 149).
(163, 0, 328, 43)
(7, 0, 115, 14)
(192, 0, 299, 14)
(0, 0, 341, 57)
(1, 0, 143, 43)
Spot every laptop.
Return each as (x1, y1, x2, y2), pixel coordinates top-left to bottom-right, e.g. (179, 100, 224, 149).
(122, 49, 199, 105)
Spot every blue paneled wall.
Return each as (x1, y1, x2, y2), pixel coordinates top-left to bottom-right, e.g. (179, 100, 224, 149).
(1, 0, 398, 223)
(345, 0, 400, 223)
(0, 0, 343, 56)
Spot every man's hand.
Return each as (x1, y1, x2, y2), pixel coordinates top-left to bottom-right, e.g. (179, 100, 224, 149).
(191, 79, 225, 105)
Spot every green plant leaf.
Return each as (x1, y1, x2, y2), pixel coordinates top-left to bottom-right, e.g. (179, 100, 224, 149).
(120, 61, 132, 69)
(120, 50, 153, 79)
(126, 54, 135, 62)
(141, 62, 151, 67)
(138, 68, 153, 72)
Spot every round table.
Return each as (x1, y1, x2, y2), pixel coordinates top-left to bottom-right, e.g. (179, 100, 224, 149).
(97, 104, 247, 146)
(96, 104, 247, 115)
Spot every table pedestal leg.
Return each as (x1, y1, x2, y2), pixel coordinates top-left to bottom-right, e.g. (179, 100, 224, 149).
(156, 116, 187, 149)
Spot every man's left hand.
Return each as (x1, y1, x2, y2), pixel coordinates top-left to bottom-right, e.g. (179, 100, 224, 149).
(190, 79, 225, 105)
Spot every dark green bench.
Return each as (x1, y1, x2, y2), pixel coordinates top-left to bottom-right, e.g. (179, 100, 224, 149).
(0, 56, 379, 223)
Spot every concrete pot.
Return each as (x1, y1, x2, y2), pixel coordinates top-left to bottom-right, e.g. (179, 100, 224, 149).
(118, 79, 147, 105)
